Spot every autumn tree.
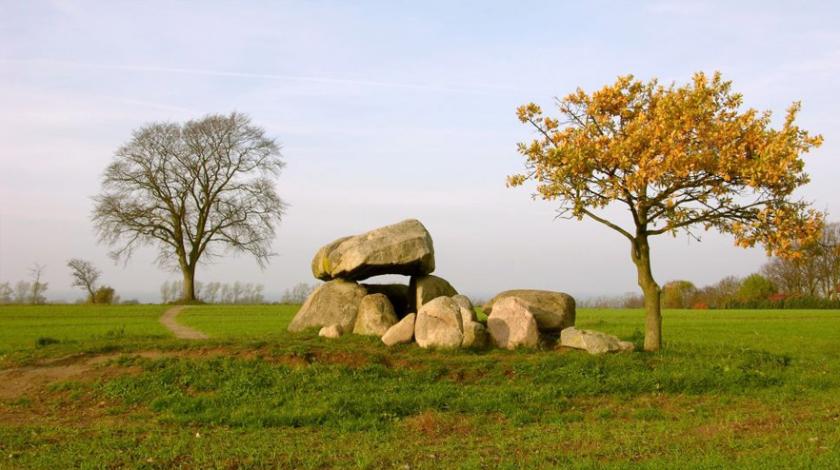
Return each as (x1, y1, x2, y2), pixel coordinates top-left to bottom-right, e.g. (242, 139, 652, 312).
(737, 274, 776, 303)
(67, 258, 102, 302)
(510, 72, 824, 351)
(93, 113, 286, 302)
(661, 280, 697, 309)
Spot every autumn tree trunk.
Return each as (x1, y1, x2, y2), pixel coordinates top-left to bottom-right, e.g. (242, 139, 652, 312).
(631, 236, 662, 352)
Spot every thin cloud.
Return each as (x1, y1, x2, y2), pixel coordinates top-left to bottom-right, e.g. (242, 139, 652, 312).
(2, 58, 522, 96)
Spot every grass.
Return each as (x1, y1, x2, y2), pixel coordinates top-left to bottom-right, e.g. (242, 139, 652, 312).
(178, 304, 298, 338)
(0, 305, 838, 468)
(0, 304, 170, 354)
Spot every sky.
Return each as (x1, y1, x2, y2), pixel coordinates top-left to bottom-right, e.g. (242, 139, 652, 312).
(1, 1, 838, 302)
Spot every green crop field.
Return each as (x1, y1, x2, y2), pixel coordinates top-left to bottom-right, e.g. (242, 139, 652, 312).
(0, 304, 171, 354)
(1, 305, 839, 469)
(178, 304, 298, 338)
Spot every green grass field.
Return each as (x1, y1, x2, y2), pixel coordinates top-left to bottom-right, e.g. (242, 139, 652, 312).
(0, 304, 170, 354)
(1, 305, 838, 469)
(178, 304, 298, 338)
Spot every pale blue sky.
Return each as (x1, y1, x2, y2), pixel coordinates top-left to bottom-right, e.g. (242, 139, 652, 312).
(1, 1, 838, 301)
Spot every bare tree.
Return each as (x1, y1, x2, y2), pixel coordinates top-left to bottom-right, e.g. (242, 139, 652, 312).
(160, 280, 184, 303)
(203, 282, 221, 303)
(280, 282, 317, 304)
(762, 222, 840, 298)
(93, 113, 286, 302)
(160, 281, 172, 303)
(221, 284, 233, 303)
(695, 276, 741, 308)
(252, 284, 265, 304)
(761, 257, 818, 297)
(67, 258, 102, 302)
(28, 263, 48, 304)
(0, 282, 12, 304)
(14, 282, 30, 303)
(816, 223, 840, 298)
(194, 281, 205, 301)
(231, 281, 243, 304)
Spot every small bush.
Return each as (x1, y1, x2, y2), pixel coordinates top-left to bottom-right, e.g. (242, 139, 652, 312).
(35, 337, 60, 347)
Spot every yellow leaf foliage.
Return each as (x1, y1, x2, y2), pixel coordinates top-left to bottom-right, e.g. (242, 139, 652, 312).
(511, 72, 824, 257)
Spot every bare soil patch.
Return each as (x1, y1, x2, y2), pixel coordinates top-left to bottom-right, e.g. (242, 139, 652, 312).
(0, 351, 165, 401)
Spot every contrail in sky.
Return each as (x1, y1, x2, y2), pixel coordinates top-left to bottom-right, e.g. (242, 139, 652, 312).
(1, 58, 522, 96)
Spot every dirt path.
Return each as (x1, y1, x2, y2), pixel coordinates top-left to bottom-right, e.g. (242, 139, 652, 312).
(159, 306, 209, 340)
(0, 351, 164, 401)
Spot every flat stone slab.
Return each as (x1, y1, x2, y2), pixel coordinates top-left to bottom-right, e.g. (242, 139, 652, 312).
(560, 327, 634, 354)
(312, 219, 435, 281)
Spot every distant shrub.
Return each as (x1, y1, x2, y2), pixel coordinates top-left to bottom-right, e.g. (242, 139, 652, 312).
(92, 286, 117, 304)
(35, 337, 60, 347)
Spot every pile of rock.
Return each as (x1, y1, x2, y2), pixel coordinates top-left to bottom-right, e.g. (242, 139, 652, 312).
(287, 219, 632, 354)
(288, 219, 457, 338)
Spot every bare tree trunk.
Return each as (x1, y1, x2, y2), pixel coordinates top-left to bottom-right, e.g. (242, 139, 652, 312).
(182, 266, 196, 302)
(632, 236, 662, 352)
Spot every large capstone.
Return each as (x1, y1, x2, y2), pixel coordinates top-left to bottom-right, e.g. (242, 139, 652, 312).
(287, 280, 367, 333)
(312, 219, 435, 281)
(484, 289, 575, 332)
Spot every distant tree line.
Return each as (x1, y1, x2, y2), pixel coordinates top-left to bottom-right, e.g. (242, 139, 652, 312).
(582, 223, 840, 310)
(759, 223, 840, 300)
(0, 264, 48, 305)
(658, 274, 840, 310)
(660, 224, 840, 309)
(158, 280, 318, 304)
(279, 282, 317, 304)
(0, 260, 135, 305)
(160, 280, 266, 304)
